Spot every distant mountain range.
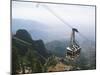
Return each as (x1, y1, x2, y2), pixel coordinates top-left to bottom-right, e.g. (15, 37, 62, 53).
(12, 19, 71, 43)
(12, 19, 49, 42)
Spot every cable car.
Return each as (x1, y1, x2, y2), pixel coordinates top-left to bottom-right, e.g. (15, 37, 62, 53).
(66, 28, 81, 60)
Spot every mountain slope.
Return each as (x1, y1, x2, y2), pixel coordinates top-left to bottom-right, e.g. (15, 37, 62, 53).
(45, 40, 68, 57)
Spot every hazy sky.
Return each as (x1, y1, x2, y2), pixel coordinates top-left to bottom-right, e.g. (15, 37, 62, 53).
(12, 1, 95, 42)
